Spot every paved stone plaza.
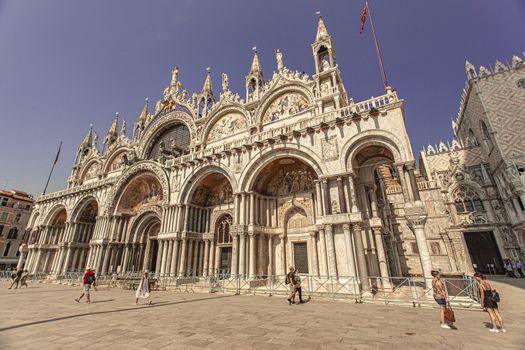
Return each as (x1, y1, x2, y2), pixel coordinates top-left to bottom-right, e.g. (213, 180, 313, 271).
(0, 278, 523, 349)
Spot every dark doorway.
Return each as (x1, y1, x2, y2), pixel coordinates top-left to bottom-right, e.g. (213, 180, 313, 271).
(293, 242, 309, 274)
(219, 246, 232, 277)
(464, 231, 503, 274)
(149, 240, 159, 272)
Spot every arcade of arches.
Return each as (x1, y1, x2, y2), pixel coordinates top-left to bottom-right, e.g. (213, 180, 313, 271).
(25, 19, 519, 288)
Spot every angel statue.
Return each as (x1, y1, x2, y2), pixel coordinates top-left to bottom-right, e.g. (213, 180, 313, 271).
(276, 48, 284, 71)
(171, 66, 179, 86)
(93, 131, 99, 146)
(222, 72, 229, 92)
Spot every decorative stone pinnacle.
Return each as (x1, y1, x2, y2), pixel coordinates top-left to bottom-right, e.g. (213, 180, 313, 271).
(315, 10, 321, 17)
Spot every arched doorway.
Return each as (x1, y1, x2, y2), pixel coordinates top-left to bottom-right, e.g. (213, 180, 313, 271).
(180, 171, 234, 277)
(352, 144, 400, 277)
(214, 214, 233, 277)
(249, 157, 318, 277)
(67, 198, 98, 273)
(112, 172, 164, 275)
(42, 207, 67, 273)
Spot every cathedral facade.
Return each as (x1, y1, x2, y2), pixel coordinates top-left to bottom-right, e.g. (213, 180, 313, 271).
(20, 16, 525, 289)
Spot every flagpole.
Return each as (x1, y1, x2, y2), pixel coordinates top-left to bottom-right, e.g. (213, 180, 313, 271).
(43, 141, 62, 195)
(366, 0, 389, 89)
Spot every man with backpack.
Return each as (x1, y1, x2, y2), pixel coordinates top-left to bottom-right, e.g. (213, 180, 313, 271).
(75, 267, 97, 303)
(286, 266, 296, 305)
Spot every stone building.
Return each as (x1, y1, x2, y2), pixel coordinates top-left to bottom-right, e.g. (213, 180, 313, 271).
(0, 189, 34, 269)
(20, 15, 525, 289)
(420, 54, 525, 274)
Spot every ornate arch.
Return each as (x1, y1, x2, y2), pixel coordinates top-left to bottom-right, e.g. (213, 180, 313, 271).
(239, 145, 325, 193)
(105, 161, 169, 215)
(79, 159, 102, 183)
(103, 146, 132, 174)
(255, 83, 315, 126)
(179, 165, 237, 205)
(201, 105, 250, 145)
(281, 201, 313, 229)
(341, 130, 406, 172)
(70, 195, 100, 223)
(27, 211, 40, 230)
(42, 203, 68, 226)
(127, 205, 162, 243)
(138, 111, 197, 159)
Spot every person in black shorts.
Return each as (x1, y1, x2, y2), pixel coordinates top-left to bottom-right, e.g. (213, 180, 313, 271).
(474, 272, 505, 333)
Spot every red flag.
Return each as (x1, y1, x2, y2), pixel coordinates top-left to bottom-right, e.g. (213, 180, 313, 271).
(360, 2, 368, 34)
(53, 141, 62, 165)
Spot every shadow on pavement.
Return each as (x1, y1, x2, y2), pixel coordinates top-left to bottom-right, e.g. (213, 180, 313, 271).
(489, 276, 525, 290)
(0, 294, 236, 332)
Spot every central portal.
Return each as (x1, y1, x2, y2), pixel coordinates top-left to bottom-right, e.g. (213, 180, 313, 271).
(219, 247, 232, 276)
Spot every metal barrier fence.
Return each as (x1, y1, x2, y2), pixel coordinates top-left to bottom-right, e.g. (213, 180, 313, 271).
(0, 271, 480, 308)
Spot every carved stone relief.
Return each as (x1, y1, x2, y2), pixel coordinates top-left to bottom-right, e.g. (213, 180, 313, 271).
(207, 113, 247, 142)
(262, 93, 309, 123)
(321, 136, 338, 160)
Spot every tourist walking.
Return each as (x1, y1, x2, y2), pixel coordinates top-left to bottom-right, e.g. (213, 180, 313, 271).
(474, 272, 505, 332)
(431, 270, 453, 330)
(286, 266, 296, 305)
(75, 268, 97, 303)
(8, 269, 23, 289)
(135, 270, 153, 305)
(504, 260, 515, 278)
(515, 259, 524, 278)
(292, 271, 305, 304)
(19, 270, 29, 288)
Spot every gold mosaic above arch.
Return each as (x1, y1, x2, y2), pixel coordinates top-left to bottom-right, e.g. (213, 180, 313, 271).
(207, 113, 247, 143)
(262, 92, 309, 124)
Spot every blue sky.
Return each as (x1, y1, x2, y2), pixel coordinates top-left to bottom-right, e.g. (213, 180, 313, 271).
(0, 0, 524, 197)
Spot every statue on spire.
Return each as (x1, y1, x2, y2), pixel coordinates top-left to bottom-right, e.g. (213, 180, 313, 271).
(222, 72, 229, 92)
(171, 66, 179, 86)
(276, 48, 284, 72)
(121, 118, 126, 136)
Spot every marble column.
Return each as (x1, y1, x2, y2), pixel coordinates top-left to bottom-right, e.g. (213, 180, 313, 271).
(342, 224, 357, 277)
(348, 174, 359, 213)
(142, 239, 152, 272)
(192, 240, 199, 276)
(102, 245, 112, 275)
(372, 227, 390, 278)
(95, 246, 104, 275)
(62, 247, 73, 273)
(324, 224, 338, 278)
(406, 215, 432, 289)
(322, 179, 331, 215)
(121, 244, 130, 273)
(239, 233, 246, 277)
(406, 163, 421, 201)
(353, 223, 370, 291)
(318, 228, 329, 276)
(395, 164, 410, 203)
(248, 233, 256, 277)
(198, 241, 205, 276)
(337, 177, 347, 213)
(203, 240, 210, 277)
(170, 239, 179, 276)
(165, 240, 173, 276)
(257, 234, 265, 276)
(279, 234, 286, 275)
(156, 240, 164, 275)
(187, 239, 194, 275)
(178, 238, 188, 276)
(309, 232, 320, 277)
(267, 234, 273, 276)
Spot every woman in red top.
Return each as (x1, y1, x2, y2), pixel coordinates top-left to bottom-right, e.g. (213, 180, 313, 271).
(75, 268, 97, 303)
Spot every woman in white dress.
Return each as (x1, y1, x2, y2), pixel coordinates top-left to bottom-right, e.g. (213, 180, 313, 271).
(135, 271, 153, 305)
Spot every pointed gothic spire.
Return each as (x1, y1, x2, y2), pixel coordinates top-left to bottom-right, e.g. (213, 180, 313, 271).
(81, 124, 93, 148)
(201, 67, 213, 96)
(140, 98, 149, 120)
(315, 11, 329, 41)
(249, 47, 262, 75)
(104, 112, 119, 147)
(512, 55, 523, 68)
(465, 59, 477, 80)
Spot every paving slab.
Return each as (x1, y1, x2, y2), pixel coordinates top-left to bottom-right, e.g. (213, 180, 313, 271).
(0, 278, 523, 349)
